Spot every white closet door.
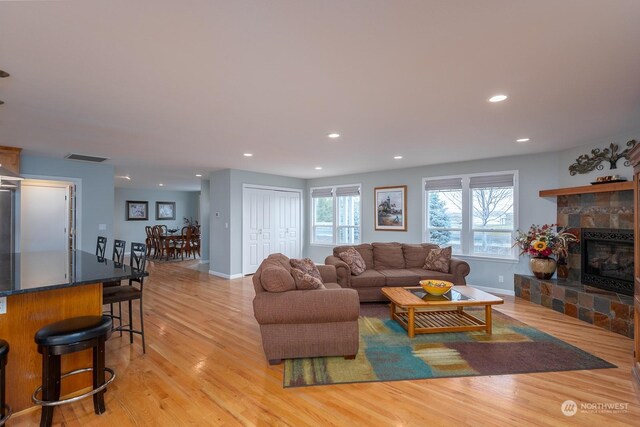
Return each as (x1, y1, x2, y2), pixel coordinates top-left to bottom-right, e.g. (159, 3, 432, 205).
(274, 191, 301, 259)
(243, 187, 302, 275)
(242, 188, 273, 275)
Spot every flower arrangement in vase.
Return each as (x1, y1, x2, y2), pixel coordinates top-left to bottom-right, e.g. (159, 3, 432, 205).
(513, 224, 579, 279)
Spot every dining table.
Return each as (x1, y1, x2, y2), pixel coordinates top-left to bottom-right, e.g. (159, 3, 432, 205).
(0, 250, 148, 414)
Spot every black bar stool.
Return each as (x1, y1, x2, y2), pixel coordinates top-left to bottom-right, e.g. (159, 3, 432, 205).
(0, 339, 10, 426)
(96, 236, 107, 258)
(32, 316, 115, 427)
(103, 243, 148, 353)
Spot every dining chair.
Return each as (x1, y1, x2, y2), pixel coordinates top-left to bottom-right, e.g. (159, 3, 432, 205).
(151, 226, 160, 259)
(155, 226, 174, 261)
(177, 226, 191, 260)
(152, 225, 170, 260)
(102, 243, 148, 353)
(96, 236, 107, 259)
(144, 226, 154, 257)
(190, 226, 201, 259)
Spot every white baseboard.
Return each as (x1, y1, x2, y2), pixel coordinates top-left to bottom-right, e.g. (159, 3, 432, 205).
(209, 270, 243, 280)
(472, 285, 515, 296)
(199, 259, 210, 264)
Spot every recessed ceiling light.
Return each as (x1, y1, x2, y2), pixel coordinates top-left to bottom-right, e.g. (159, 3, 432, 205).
(315, 166, 323, 170)
(516, 138, 531, 143)
(159, 183, 164, 187)
(328, 133, 340, 139)
(394, 155, 403, 160)
(488, 94, 508, 103)
(117, 175, 131, 180)
(243, 153, 253, 157)
(195, 174, 202, 177)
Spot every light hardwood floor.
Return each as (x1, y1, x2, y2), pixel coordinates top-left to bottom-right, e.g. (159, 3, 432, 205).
(11, 260, 640, 426)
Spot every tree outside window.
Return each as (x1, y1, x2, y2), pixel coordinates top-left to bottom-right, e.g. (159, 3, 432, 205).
(424, 173, 517, 259)
(311, 185, 361, 245)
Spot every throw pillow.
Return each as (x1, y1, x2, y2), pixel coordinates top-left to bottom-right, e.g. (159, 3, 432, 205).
(289, 258, 323, 282)
(290, 268, 323, 290)
(423, 246, 452, 273)
(261, 266, 296, 292)
(338, 247, 366, 276)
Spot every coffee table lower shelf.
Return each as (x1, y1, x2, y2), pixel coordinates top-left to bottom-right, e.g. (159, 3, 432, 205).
(393, 309, 488, 336)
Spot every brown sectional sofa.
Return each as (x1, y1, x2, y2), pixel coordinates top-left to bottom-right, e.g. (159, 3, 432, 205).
(252, 254, 360, 364)
(325, 242, 471, 302)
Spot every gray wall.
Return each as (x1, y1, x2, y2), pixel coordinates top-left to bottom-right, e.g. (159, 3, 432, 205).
(303, 134, 639, 292)
(209, 170, 232, 275)
(209, 169, 306, 277)
(199, 179, 210, 262)
(114, 188, 200, 247)
(20, 154, 115, 252)
(305, 152, 560, 292)
(556, 132, 636, 187)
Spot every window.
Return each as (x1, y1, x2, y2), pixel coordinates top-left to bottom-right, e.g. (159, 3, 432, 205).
(311, 184, 361, 245)
(424, 172, 517, 259)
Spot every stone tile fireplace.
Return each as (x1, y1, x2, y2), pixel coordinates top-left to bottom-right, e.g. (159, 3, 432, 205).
(557, 190, 634, 281)
(515, 185, 635, 337)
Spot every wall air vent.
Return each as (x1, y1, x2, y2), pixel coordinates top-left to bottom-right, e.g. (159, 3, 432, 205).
(64, 153, 109, 163)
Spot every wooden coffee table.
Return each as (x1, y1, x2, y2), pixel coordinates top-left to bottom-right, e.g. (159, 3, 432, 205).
(381, 286, 504, 337)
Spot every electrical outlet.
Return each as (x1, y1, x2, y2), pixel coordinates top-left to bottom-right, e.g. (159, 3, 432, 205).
(0, 297, 6, 314)
(498, 275, 504, 283)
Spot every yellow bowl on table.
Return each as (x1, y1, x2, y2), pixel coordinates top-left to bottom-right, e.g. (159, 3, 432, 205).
(419, 280, 453, 296)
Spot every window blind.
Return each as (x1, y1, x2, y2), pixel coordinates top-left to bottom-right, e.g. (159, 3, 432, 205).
(335, 185, 361, 197)
(469, 174, 514, 189)
(311, 187, 333, 198)
(424, 178, 463, 191)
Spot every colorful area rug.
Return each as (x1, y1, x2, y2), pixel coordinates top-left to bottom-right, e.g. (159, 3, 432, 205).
(283, 306, 615, 387)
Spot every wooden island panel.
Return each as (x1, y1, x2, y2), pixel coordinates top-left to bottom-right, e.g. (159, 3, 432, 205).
(0, 283, 102, 413)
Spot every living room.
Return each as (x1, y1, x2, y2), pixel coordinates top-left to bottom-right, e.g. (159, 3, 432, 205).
(1, 1, 639, 426)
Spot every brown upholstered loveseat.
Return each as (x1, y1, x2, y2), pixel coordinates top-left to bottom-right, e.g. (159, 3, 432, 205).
(325, 242, 471, 302)
(252, 254, 360, 365)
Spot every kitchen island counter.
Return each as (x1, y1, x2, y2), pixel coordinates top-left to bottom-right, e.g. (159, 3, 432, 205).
(0, 250, 148, 413)
(0, 250, 146, 296)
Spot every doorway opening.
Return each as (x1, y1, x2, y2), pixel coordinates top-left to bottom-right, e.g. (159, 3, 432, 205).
(20, 179, 77, 252)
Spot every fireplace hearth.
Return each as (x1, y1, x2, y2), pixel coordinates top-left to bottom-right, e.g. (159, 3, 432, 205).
(581, 228, 634, 296)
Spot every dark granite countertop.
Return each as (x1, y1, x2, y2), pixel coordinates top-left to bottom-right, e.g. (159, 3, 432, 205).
(0, 250, 149, 297)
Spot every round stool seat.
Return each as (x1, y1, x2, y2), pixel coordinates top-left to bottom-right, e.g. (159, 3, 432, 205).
(0, 339, 8, 359)
(35, 316, 112, 347)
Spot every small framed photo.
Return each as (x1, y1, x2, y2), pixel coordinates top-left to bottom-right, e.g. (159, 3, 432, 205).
(126, 201, 148, 221)
(156, 201, 176, 220)
(375, 185, 407, 231)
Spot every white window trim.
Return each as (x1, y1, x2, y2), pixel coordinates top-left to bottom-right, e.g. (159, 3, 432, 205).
(310, 183, 362, 246)
(422, 170, 519, 260)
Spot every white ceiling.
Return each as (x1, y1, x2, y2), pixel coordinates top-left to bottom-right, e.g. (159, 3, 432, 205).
(1, 1, 639, 191)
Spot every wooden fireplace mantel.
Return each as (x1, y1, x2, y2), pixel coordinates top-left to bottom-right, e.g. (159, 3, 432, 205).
(539, 181, 634, 197)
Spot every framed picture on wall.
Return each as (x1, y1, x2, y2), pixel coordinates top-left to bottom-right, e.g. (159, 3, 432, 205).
(374, 185, 407, 231)
(156, 201, 176, 220)
(126, 201, 148, 221)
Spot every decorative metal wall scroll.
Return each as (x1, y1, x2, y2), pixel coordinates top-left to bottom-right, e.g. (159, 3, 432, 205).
(568, 139, 637, 176)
